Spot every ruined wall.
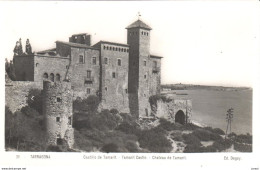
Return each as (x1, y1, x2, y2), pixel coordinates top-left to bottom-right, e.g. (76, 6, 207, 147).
(153, 98, 192, 123)
(43, 81, 74, 148)
(99, 43, 130, 113)
(13, 55, 35, 81)
(70, 47, 100, 99)
(5, 81, 42, 113)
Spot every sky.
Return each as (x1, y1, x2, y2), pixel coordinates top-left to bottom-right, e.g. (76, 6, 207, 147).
(0, 1, 259, 87)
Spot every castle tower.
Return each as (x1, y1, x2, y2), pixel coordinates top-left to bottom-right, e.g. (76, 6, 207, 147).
(126, 19, 152, 118)
(43, 80, 74, 148)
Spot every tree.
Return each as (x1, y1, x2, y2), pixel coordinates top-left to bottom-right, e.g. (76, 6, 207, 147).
(225, 108, 234, 139)
(5, 59, 16, 81)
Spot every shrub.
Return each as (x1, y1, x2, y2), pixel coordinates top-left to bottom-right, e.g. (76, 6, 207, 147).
(183, 123, 200, 131)
(203, 127, 225, 135)
(211, 139, 232, 152)
(158, 118, 174, 131)
(183, 133, 201, 146)
(46, 145, 62, 152)
(21, 106, 39, 118)
(235, 134, 252, 144)
(27, 89, 43, 114)
(101, 143, 119, 153)
(110, 108, 119, 115)
(234, 142, 252, 152)
(125, 141, 139, 152)
(116, 122, 140, 135)
(73, 95, 100, 113)
(192, 129, 222, 141)
(138, 127, 172, 152)
(184, 144, 203, 153)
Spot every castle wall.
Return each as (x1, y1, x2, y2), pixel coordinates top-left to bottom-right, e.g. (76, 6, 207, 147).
(149, 57, 161, 96)
(99, 43, 130, 113)
(153, 99, 192, 123)
(70, 47, 100, 99)
(34, 55, 71, 82)
(5, 81, 42, 113)
(13, 55, 35, 81)
(43, 81, 74, 147)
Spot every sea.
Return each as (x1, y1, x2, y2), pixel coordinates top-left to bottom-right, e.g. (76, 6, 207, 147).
(168, 89, 252, 135)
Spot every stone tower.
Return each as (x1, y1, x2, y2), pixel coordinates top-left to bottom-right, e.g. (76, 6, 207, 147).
(43, 80, 74, 148)
(126, 19, 152, 118)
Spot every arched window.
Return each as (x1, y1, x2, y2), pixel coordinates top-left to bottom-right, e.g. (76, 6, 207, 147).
(50, 73, 54, 82)
(110, 47, 112, 50)
(103, 46, 106, 50)
(56, 74, 61, 81)
(43, 73, 48, 79)
(124, 49, 126, 52)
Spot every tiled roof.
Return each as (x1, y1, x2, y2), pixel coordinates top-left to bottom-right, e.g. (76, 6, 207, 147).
(126, 19, 152, 30)
(56, 41, 98, 50)
(150, 54, 163, 59)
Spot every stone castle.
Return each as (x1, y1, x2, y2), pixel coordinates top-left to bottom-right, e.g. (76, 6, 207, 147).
(6, 17, 192, 148)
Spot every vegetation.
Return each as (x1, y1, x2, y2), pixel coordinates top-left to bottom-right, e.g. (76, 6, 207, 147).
(27, 89, 43, 114)
(5, 59, 16, 81)
(73, 95, 100, 113)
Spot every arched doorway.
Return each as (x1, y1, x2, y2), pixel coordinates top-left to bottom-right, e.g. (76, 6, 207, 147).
(175, 110, 185, 125)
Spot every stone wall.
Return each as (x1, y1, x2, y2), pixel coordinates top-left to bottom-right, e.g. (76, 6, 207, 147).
(149, 57, 161, 96)
(152, 98, 192, 124)
(13, 55, 35, 81)
(5, 80, 42, 113)
(42, 81, 74, 148)
(70, 47, 100, 100)
(98, 43, 130, 113)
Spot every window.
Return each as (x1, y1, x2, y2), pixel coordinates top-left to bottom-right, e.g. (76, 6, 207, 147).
(105, 87, 108, 91)
(87, 70, 91, 78)
(112, 72, 116, 78)
(56, 117, 60, 122)
(92, 57, 96, 65)
(129, 32, 132, 36)
(56, 74, 61, 81)
(57, 138, 63, 145)
(125, 89, 128, 93)
(87, 88, 91, 94)
(144, 60, 146, 66)
(104, 58, 108, 64)
(115, 47, 118, 51)
(153, 61, 157, 68)
(142, 31, 143, 35)
(103, 46, 106, 50)
(36, 63, 39, 67)
(79, 55, 84, 63)
(117, 59, 121, 66)
(68, 117, 72, 125)
(66, 65, 69, 69)
(57, 97, 62, 102)
(43, 73, 48, 79)
(147, 32, 149, 36)
(144, 74, 147, 79)
(127, 49, 129, 53)
(50, 73, 54, 82)
(110, 47, 112, 50)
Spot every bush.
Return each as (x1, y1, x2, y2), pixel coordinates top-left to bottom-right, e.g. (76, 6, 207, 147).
(101, 143, 119, 153)
(158, 118, 174, 131)
(46, 145, 62, 152)
(211, 139, 232, 152)
(184, 144, 203, 153)
(138, 127, 172, 152)
(125, 141, 139, 152)
(21, 106, 39, 118)
(192, 129, 222, 141)
(234, 142, 252, 152)
(116, 122, 140, 135)
(182, 133, 201, 146)
(27, 89, 43, 114)
(203, 127, 225, 135)
(73, 95, 100, 113)
(235, 134, 252, 144)
(110, 108, 119, 115)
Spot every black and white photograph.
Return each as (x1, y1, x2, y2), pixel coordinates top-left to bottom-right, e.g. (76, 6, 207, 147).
(0, 1, 259, 169)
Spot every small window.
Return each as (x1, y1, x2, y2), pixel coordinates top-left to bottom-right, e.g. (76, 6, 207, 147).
(112, 72, 116, 78)
(66, 65, 69, 69)
(50, 73, 54, 82)
(125, 89, 128, 93)
(43, 73, 48, 79)
(124, 49, 126, 52)
(144, 74, 147, 79)
(110, 47, 112, 50)
(147, 32, 149, 36)
(87, 70, 91, 78)
(127, 49, 129, 53)
(144, 60, 146, 66)
(68, 117, 72, 125)
(144, 94, 146, 97)
(57, 138, 63, 145)
(92, 57, 96, 65)
(103, 46, 106, 50)
(117, 59, 121, 66)
(105, 87, 108, 91)
(104, 58, 108, 64)
(56, 117, 60, 122)
(36, 63, 39, 67)
(79, 55, 84, 63)
(57, 97, 62, 102)
(129, 32, 132, 36)
(115, 47, 118, 51)
(56, 74, 61, 81)
(87, 88, 91, 94)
